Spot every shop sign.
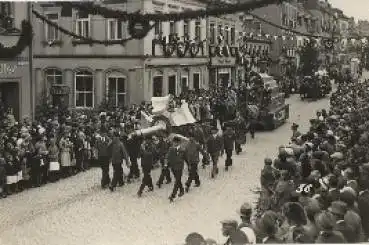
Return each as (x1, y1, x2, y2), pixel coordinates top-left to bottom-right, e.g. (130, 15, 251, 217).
(50, 85, 70, 95)
(0, 63, 17, 75)
(152, 35, 206, 58)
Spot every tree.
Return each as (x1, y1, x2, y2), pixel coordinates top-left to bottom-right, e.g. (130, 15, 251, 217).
(298, 38, 319, 76)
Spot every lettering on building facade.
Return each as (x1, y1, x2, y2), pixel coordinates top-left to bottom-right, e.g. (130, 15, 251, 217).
(0, 63, 17, 75)
(152, 34, 206, 57)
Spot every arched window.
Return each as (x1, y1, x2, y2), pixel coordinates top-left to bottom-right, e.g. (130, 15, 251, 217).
(45, 68, 62, 85)
(107, 73, 126, 107)
(75, 70, 93, 108)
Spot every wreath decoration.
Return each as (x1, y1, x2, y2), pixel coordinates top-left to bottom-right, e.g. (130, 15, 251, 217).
(222, 46, 230, 57)
(128, 18, 151, 40)
(0, 21, 32, 59)
(163, 42, 176, 57)
(189, 42, 200, 58)
(177, 41, 187, 58)
(215, 46, 223, 57)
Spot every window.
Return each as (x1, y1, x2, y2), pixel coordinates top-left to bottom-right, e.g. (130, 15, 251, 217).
(209, 23, 215, 44)
(107, 75, 126, 107)
(45, 68, 63, 85)
(181, 76, 188, 93)
(169, 21, 176, 35)
(298, 16, 302, 26)
(153, 76, 163, 97)
(0, 2, 13, 30)
(154, 11, 162, 35)
(193, 73, 200, 90)
(108, 19, 124, 40)
(218, 25, 223, 37)
(183, 20, 189, 37)
(224, 26, 229, 44)
(230, 27, 235, 45)
(168, 75, 177, 95)
(75, 70, 93, 108)
(0, 2, 11, 16)
(195, 20, 201, 40)
(75, 11, 90, 38)
(282, 14, 287, 26)
(45, 13, 59, 41)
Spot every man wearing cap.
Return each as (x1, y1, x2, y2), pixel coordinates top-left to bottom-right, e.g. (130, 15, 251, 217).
(96, 131, 111, 189)
(238, 203, 256, 244)
(221, 219, 248, 245)
(166, 137, 186, 202)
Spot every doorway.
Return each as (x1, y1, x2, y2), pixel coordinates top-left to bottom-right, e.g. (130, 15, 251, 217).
(218, 72, 230, 87)
(193, 73, 200, 91)
(153, 76, 163, 97)
(168, 75, 177, 95)
(0, 82, 20, 120)
(181, 76, 188, 94)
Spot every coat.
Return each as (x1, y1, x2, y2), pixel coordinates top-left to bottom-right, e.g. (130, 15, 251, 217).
(108, 137, 129, 165)
(96, 136, 110, 158)
(140, 143, 154, 173)
(207, 134, 223, 154)
(166, 146, 185, 171)
(223, 129, 236, 151)
(184, 140, 204, 164)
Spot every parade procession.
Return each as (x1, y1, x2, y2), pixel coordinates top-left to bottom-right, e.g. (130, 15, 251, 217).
(1, 0, 369, 245)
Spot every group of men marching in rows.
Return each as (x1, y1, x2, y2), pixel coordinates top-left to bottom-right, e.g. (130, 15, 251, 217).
(97, 110, 251, 202)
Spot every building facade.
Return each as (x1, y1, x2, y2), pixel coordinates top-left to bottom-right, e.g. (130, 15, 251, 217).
(0, 2, 32, 120)
(32, 0, 208, 111)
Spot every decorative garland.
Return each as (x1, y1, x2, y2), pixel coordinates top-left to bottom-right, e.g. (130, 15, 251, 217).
(32, 10, 155, 45)
(0, 21, 32, 59)
(62, 0, 286, 22)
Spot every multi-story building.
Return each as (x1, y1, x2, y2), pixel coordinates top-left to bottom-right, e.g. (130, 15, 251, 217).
(0, 2, 32, 120)
(32, 0, 208, 111)
(358, 20, 369, 36)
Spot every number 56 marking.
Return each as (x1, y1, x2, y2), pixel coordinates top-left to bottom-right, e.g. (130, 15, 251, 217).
(296, 184, 312, 194)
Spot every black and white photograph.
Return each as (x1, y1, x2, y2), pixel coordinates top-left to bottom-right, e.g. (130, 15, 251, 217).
(0, 0, 369, 244)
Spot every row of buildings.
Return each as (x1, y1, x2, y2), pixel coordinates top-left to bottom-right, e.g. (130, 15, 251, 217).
(0, 0, 362, 120)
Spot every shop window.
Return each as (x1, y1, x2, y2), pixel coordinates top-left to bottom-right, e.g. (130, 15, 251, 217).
(153, 76, 163, 97)
(195, 20, 201, 40)
(107, 75, 126, 107)
(193, 73, 200, 90)
(75, 70, 93, 108)
(45, 68, 63, 85)
(168, 75, 177, 95)
(209, 23, 215, 44)
(75, 11, 90, 37)
(183, 20, 189, 37)
(45, 13, 59, 42)
(108, 19, 124, 40)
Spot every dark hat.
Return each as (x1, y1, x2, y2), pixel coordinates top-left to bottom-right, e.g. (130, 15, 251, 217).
(185, 232, 205, 245)
(283, 202, 307, 225)
(264, 157, 272, 165)
(238, 202, 252, 216)
(328, 201, 347, 216)
(304, 198, 321, 218)
(173, 136, 181, 143)
(339, 187, 357, 205)
(292, 123, 299, 128)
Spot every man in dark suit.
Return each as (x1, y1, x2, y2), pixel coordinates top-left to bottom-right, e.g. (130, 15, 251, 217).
(108, 131, 130, 192)
(207, 127, 223, 178)
(137, 137, 154, 197)
(223, 124, 236, 171)
(184, 131, 206, 192)
(96, 131, 111, 188)
(156, 134, 171, 188)
(166, 137, 185, 202)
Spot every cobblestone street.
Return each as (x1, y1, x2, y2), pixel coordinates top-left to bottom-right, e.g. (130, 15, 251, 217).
(0, 94, 330, 245)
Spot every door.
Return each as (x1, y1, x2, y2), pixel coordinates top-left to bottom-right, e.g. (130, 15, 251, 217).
(219, 73, 230, 87)
(0, 82, 20, 120)
(193, 73, 200, 91)
(153, 76, 163, 97)
(181, 76, 188, 94)
(168, 75, 176, 95)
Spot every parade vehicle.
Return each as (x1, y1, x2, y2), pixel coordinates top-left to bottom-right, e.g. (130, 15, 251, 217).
(299, 72, 331, 100)
(245, 73, 290, 130)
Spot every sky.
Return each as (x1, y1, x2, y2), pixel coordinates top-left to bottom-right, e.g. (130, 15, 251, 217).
(329, 0, 369, 21)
